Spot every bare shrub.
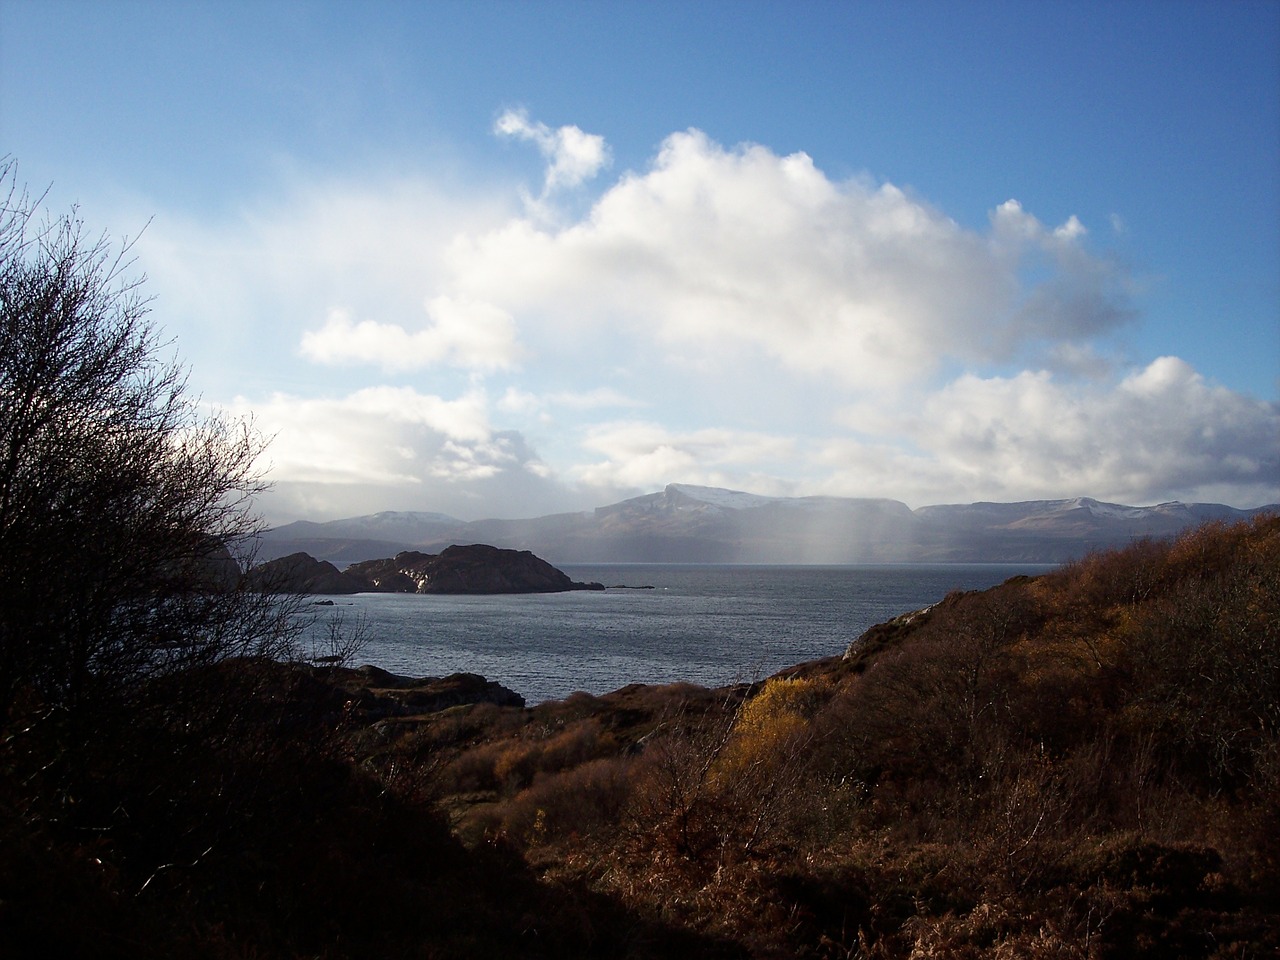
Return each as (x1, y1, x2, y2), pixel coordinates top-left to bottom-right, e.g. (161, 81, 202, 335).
(615, 681, 830, 888)
(491, 756, 637, 847)
(625, 704, 739, 870)
(822, 585, 1037, 818)
(0, 164, 333, 850)
(1123, 515, 1280, 791)
(439, 738, 512, 794)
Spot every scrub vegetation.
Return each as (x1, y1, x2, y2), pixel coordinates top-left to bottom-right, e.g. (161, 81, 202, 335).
(3, 171, 1277, 957)
(376, 513, 1279, 959)
(7, 517, 1277, 959)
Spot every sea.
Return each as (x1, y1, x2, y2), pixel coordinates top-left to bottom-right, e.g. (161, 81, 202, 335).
(301, 563, 1055, 705)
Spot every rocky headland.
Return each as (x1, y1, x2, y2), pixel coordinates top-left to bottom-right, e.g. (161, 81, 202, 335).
(251, 542, 604, 595)
(246, 551, 363, 594)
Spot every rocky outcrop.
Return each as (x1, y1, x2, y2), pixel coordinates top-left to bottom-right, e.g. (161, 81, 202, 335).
(347, 666, 525, 715)
(308, 666, 526, 721)
(345, 543, 604, 594)
(842, 603, 938, 671)
(248, 551, 362, 594)
(249, 543, 602, 595)
(251, 662, 527, 726)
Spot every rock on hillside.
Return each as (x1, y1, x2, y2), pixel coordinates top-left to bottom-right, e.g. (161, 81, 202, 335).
(336, 666, 525, 718)
(345, 543, 604, 594)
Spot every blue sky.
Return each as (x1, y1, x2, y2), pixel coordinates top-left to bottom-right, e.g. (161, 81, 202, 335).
(2, 0, 1277, 521)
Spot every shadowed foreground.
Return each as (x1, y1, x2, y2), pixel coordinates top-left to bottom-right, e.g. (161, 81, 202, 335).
(3, 514, 1278, 958)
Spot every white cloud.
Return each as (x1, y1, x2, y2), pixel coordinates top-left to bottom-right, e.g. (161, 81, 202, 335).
(551, 387, 642, 410)
(130, 175, 514, 397)
(123, 118, 1275, 519)
(575, 420, 798, 491)
(244, 385, 495, 484)
(496, 385, 641, 415)
(1053, 214, 1087, 241)
(832, 357, 1280, 506)
(989, 199, 1133, 344)
(299, 297, 521, 372)
(234, 385, 587, 521)
(497, 386, 543, 416)
(444, 131, 1132, 390)
(561, 357, 1279, 509)
(139, 122, 1134, 399)
(495, 108, 610, 195)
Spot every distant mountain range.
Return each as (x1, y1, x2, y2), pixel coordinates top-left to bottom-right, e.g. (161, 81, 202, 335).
(257, 483, 1278, 565)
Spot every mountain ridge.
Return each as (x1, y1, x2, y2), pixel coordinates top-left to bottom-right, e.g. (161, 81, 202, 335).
(258, 483, 1277, 565)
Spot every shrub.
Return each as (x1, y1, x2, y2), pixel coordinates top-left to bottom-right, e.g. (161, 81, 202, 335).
(720, 676, 822, 775)
(488, 756, 637, 847)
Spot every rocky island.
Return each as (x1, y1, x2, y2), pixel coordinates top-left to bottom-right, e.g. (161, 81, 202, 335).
(249, 542, 604, 595)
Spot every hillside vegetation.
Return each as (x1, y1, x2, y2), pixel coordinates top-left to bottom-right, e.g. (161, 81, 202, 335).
(3, 514, 1278, 958)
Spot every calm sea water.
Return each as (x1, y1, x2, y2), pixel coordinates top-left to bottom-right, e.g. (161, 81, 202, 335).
(303, 564, 1053, 704)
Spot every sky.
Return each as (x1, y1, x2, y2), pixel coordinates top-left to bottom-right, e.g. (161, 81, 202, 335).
(2, 0, 1278, 523)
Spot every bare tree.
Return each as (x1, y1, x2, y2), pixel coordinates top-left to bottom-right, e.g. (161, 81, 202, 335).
(0, 160, 297, 752)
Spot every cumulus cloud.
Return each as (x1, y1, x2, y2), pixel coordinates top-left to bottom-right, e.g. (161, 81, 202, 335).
(831, 357, 1280, 506)
(145, 121, 1134, 396)
(128, 117, 1275, 518)
(559, 356, 1279, 509)
(1053, 214, 1087, 241)
(444, 131, 1134, 390)
(989, 199, 1135, 344)
(244, 386, 495, 483)
(497, 385, 644, 417)
(131, 175, 514, 397)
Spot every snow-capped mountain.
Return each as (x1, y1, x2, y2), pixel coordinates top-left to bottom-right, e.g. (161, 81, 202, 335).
(259, 484, 1277, 565)
(259, 510, 464, 563)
